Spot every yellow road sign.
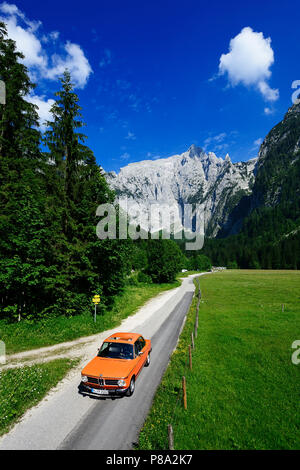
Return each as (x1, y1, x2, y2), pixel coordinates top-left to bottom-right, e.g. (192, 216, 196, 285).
(92, 295, 101, 304)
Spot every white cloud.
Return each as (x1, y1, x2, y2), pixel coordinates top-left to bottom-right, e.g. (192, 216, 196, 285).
(3, 12, 47, 68)
(0, 1, 40, 31)
(257, 81, 278, 102)
(204, 132, 227, 147)
(120, 152, 130, 160)
(26, 94, 55, 130)
(203, 132, 227, 151)
(0, 3, 92, 89)
(49, 30, 59, 41)
(0, 2, 19, 16)
(125, 131, 136, 140)
(264, 106, 275, 115)
(41, 30, 60, 43)
(219, 27, 279, 102)
(253, 137, 263, 147)
(99, 48, 112, 68)
(0, 2, 93, 128)
(45, 42, 93, 89)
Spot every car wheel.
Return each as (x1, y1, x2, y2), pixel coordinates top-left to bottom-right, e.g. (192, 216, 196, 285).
(126, 377, 135, 397)
(144, 353, 150, 367)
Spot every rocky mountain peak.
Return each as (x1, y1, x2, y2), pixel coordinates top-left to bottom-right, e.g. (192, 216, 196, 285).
(105, 145, 257, 237)
(187, 144, 204, 158)
(286, 101, 300, 118)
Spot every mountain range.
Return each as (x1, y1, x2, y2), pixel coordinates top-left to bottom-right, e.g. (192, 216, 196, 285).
(105, 101, 300, 268)
(106, 146, 257, 237)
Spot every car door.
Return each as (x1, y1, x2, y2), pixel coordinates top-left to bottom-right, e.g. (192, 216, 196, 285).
(134, 338, 145, 376)
(138, 336, 146, 363)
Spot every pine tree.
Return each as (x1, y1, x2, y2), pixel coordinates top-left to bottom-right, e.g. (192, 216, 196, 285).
(0, 22, 40, 161)
(44, 71, 90, 213)
(0, 22, 48, 320)
(44, 71, 132, 307)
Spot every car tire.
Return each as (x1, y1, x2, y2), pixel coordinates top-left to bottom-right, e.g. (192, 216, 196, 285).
(126, 377, 135, 397)
(144, 353, 150, 367)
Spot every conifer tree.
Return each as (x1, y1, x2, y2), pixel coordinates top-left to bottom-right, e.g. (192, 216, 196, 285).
(0, 22, 40, 161)
(0, 22, 47, 320)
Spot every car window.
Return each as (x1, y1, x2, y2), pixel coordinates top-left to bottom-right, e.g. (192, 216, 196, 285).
(134, 337, 145, 356)
(134, 341, 140, 357)
(98, 342, 133, 359)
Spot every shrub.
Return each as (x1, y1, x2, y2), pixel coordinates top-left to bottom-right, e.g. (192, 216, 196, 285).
(137, 272, 153, 284)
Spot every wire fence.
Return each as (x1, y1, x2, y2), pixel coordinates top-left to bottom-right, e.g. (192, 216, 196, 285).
(168, 277, 201, 449)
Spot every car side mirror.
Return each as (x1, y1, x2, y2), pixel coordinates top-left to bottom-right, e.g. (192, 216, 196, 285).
(138, 351, 144, 356)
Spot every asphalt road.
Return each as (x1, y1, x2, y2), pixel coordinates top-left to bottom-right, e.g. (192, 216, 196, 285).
(0, 274, 201, 450)
(59, 290, 193, 450)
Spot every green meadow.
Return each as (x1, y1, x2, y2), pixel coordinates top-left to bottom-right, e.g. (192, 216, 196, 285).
(138, 270, 300, 450)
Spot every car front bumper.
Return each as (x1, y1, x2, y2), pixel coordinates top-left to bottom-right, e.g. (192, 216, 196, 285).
(79, 382, 128, 397)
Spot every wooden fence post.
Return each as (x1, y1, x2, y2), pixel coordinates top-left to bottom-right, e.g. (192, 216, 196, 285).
(191, 332, 194, 350)
(198, 279, 202, 299)
(189, 345, 192, 370)
(182, 376, 187, 410)
(168, 424, 174, 450)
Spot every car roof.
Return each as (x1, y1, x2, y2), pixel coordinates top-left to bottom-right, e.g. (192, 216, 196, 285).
(103, 332, 142, 344)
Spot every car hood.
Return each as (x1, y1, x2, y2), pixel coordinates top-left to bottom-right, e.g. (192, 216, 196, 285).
(81, 356, 135, 379)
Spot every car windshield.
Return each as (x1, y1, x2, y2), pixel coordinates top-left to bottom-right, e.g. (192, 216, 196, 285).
(97, 342, 134, 360)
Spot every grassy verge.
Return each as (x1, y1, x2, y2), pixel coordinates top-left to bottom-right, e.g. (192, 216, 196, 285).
(138, 270, 300, 450)
(0, 358, 78, 436)
(0, 281, 179, 355)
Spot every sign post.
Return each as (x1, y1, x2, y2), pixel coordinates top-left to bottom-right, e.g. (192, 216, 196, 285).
(92, 294, 100, 323)
(0, 80, 6, 105)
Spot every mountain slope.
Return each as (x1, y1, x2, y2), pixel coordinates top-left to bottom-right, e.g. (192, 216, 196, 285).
(201, 102, 300, 269)
(221, 102, 300, 239)
(106, 145, 257, 237)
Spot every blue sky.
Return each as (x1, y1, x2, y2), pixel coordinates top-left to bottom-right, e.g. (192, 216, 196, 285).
(1, 0, 300, 171)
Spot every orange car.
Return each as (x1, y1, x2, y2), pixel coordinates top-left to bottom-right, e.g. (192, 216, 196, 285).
(80, 332, 152, 397)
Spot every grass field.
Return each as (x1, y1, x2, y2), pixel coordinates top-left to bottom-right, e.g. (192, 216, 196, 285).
(0, 358, 78, 436)
(0, 281, 179, 354)
(138, 270, 300, 450)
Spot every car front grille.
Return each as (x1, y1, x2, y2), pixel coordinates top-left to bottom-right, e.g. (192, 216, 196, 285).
(87, 377, 104, 386)
(105, 379, 119, 386)
(87, 377, 98, 384)
(86, 377, 117, 387)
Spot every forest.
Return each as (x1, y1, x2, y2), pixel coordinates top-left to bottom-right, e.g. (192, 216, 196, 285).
(0, 22, 193, 322)
(0, 20, 298, 324)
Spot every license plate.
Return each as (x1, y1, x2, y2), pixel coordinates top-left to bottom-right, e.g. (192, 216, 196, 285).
(91, 388, 109, 395)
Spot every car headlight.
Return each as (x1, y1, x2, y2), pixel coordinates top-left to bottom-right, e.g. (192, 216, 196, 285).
(118, 379, 126, 387)
(81, 375, 88, 383)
